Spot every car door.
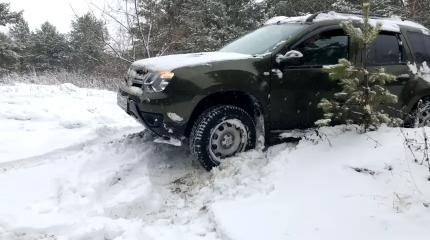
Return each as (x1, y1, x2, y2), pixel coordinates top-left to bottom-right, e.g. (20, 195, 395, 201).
(366, 32, 412, 117)
(270, 27, 351, 130)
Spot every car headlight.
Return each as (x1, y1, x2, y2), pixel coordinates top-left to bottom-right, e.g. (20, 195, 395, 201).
(143, 71, 174, 92)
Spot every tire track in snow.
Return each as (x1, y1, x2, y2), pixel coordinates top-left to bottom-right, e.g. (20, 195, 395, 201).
(0, 127, 286, 240)
(0, 126, 143, 172)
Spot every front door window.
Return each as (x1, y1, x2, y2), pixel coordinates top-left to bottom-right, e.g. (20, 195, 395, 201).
(293, 29, 349, 67)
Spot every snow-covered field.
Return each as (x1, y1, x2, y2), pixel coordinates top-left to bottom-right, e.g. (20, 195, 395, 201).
(0, 83, 429, 240)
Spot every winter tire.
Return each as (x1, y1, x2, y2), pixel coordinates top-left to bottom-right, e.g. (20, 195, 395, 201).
(189, 105, 256, 171)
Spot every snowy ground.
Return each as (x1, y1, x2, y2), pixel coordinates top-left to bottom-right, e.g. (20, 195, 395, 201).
(0, 83, 429, 240)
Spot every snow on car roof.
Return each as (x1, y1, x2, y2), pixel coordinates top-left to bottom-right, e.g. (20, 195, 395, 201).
(265, 11, 429, 34)
(264, 15, 312, 25)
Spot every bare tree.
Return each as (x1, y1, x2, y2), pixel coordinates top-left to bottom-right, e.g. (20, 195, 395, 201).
(91, 0, 156, 61)
(133, 0, 151, 58)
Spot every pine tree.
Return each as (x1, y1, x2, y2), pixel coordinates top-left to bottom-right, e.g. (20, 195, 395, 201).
(331, 0, 361, 13)
(371, 0, 405, 16)
(29, 22, 70, 71)
(316, 0, 401, 131)
(9, 18, 32, 72)
(198, 0, 264, 51)
(131, 0, 263, 57)
(70, 13, 107, 73)
(0, 3, 22, 74)
(266, 0, 337, 17)
(0, 3, 21, 26)
(406, 0, 430, 28)
(0, 33, 19, 74)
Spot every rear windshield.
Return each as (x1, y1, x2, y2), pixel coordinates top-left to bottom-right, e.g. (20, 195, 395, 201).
(219, 24, 307, 55)
(407, 32, 430, 63)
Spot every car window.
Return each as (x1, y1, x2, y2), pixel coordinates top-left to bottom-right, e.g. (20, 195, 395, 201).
(407, 32, 430, 63)
(294, 29, 349, 66)
(368, 34, 403, 66)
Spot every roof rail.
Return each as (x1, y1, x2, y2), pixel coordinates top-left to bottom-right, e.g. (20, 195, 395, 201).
(305, 11, 403, 23)
(305, 12, 321, 23)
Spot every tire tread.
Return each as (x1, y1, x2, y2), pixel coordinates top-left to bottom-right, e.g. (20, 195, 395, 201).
(189, 105, 255, 171)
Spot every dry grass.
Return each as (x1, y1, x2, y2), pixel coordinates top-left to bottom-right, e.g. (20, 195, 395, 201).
(0, 71, 124, 91)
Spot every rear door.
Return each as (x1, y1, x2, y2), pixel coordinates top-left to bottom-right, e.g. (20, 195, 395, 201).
(405, 31, 430, 64)
(402, 31, 430, 114)
(366, 32, 412, 116)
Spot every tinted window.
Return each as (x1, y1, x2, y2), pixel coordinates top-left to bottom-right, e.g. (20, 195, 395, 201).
(407, 32, 430, 63)
(294, 29, 349, 66)
(367, 34, 402, 65)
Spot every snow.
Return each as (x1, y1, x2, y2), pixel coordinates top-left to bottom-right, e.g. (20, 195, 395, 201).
(279, 129, 312, 139)
(266, 12, 429, 33)
(210, 127, 430, 240)
(314, 12, 403, 32)
(0, 83, 138, 163)
(1, 83, 430, 240)
(128, 86, 144, 96)
(271, 68, 283, 79)
(408, 61, 430, 82)
(132, 52, 253, 71)
(167, 112, 184, 122)
(264, 15, 312, 25)
(153, 136, 182, 147)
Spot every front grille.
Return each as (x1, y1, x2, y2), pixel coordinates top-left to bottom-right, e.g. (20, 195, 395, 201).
(132, 79, 143, 88)
(129, 68, 149, 88)
(136, 69, 148, 75)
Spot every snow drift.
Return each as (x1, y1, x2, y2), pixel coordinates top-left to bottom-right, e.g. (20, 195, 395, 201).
(0, 83, 429, 240)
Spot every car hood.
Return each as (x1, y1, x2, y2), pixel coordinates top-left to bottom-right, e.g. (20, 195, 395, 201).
(131, 52, 253, 71)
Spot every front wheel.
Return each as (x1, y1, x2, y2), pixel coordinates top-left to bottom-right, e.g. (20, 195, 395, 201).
(189, 105, 256, 171)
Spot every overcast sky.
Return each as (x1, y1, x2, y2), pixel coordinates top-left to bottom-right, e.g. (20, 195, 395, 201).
(3, 0, 109, 33)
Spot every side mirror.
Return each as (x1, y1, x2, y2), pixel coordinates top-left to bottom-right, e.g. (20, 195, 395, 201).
(276, 50, 303, 66)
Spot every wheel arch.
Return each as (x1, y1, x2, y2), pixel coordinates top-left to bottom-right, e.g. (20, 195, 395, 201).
(185, 91, 265, 138)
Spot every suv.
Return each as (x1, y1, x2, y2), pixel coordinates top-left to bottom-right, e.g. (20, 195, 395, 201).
(118, 12, 430, 170)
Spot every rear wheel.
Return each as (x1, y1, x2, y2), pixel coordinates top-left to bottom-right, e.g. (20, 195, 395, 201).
(189, 105, 256, 171)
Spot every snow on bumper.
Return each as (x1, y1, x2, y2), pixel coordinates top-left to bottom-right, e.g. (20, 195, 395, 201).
(117, 86, 186, 145)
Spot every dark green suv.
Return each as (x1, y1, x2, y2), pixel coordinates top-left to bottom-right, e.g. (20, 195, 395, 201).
(118, 12, 430, 170)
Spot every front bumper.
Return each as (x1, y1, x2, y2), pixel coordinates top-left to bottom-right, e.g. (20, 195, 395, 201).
(117, 86, 188, 141)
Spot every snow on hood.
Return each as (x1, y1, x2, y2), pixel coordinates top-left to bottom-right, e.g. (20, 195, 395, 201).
(131, 52, 253, 71)
(265, 12, 430, 34)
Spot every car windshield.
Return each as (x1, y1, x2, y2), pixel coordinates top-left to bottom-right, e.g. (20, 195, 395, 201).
(219, 24, 307, 55)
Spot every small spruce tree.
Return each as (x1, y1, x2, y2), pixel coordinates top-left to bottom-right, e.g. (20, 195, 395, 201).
(316, 0, 401, 131)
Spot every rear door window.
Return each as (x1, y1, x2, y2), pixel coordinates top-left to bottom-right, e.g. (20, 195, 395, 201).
(367, 33, 403, 65)
(407, 32, 430, 63)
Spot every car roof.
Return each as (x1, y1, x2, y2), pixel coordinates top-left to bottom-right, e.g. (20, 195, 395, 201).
(265, 11, 430, 35)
